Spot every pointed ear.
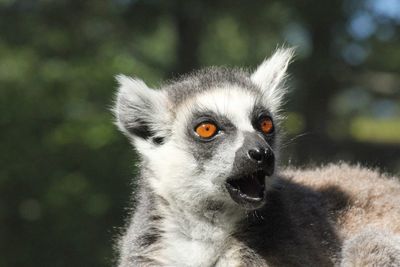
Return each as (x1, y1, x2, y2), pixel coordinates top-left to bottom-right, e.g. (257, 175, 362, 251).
(113, 75, 170, 143)
(251, 48, 295, 108)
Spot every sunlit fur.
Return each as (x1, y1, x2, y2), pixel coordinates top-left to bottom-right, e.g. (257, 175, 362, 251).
(114, 48, 400, 266)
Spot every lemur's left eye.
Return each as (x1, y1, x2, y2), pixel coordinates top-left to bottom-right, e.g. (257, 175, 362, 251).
(258, 117, 274, 135)
(195, 122, 218, 139)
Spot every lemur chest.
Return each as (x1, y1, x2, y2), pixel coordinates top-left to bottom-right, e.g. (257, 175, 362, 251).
(159, 235, 267, 267)
(159, 237, 227, 266)
(158, 225, 243, 266)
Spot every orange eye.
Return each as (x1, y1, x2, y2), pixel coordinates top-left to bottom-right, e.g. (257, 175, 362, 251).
(195, 122, 218, 139)
(259, 117, 274, 134)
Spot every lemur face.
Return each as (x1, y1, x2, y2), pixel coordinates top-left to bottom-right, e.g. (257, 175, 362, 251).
(114, 48, 293, 211)
(170, 88, 277, 210)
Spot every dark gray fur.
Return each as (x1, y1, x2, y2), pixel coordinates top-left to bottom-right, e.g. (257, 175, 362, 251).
(117, 168, 164, 266)
(233, 178, 342, 266)
(186, 111, 237, 163)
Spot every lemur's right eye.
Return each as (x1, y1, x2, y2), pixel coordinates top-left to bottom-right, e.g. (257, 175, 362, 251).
(258, 116, 274, 135)
(195, 122, 218, 139)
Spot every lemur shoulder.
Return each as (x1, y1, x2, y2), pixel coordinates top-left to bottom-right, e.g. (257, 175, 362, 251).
(113, 48, 400, 267)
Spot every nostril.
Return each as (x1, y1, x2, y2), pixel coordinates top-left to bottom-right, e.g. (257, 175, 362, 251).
(248, 149, 264, 162)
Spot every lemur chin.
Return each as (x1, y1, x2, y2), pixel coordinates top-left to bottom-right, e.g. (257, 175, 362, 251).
(113, 48, 400, 267)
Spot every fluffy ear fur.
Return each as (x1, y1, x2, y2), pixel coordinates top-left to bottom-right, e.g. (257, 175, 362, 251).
(114, 75, 170, 144)
(251, 48, 295, 109)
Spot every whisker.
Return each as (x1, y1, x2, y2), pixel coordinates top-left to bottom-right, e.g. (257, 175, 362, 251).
(280, 132, 311, 149)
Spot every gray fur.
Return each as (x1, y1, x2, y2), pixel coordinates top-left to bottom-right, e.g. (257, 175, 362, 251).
(341, 228, 400, 267)
(164, 67, 259, 108)
(114, 49, 400, 266)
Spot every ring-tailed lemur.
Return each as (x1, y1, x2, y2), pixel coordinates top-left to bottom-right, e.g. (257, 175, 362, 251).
(114, 48, 400, 266)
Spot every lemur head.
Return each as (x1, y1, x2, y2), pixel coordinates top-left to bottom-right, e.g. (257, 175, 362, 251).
(114, 48, 294, 213)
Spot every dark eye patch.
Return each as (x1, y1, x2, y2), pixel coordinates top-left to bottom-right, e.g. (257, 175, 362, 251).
(185, 110, 237, 163)
(250, 105, 275, 139)
(189, 110, 236, 138)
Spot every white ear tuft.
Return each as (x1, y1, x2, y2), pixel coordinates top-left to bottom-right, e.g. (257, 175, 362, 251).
(115, 74, 150, 104)
(114, 74, 170, 142)
(251, 48, 295, 109)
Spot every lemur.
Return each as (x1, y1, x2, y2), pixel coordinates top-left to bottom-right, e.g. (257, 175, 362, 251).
(114, 48, 400, 266)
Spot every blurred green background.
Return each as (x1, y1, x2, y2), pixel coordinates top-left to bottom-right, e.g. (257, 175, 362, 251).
(0, 0, 399, 266)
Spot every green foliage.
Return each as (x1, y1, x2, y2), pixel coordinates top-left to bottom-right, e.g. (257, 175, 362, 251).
(350, 117, 400, 144)
(0, 0, 399, 266)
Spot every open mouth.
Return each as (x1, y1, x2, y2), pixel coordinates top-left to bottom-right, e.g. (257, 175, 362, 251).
(225, 169, 266, 208)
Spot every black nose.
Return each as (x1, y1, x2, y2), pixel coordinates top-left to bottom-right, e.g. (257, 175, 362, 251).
(231, 132, 275, 177)
(248, 148, 267, 163)
(247, 148, 275, 173)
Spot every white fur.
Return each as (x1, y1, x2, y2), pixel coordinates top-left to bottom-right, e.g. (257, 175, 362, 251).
(114, 75, 172, 145)
(251, 48, 294, 112)
(192, 87, 257, 132)
(157, 208, 243, 266)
